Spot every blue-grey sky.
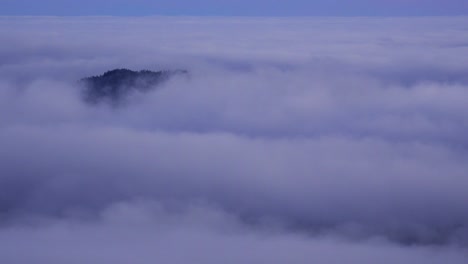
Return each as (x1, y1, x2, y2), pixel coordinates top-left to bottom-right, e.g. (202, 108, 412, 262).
(1, 0, 468, 16)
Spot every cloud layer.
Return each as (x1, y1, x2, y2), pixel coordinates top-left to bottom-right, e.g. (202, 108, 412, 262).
(1, 17, 468, 263)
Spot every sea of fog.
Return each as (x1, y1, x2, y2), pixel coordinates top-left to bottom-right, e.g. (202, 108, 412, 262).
(1, 16, 468, 263)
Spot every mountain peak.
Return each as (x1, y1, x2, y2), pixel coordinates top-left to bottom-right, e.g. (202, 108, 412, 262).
(80, 68, 187, 105)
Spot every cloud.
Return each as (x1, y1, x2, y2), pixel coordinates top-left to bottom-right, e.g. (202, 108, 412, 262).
(1, 16, 468, 263)
(1, 201, 467, 264)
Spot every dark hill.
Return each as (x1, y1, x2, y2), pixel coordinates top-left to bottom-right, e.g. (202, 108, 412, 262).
(80, 68, 187, 104)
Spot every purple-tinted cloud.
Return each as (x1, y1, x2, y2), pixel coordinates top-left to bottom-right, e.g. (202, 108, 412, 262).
(0, 17, 468, 263)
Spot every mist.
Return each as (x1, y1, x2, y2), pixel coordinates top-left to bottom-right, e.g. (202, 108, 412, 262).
(1, 16, 468, 263)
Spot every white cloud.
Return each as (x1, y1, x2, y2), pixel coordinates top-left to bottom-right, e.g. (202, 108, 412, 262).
(1, 16, 468, 263)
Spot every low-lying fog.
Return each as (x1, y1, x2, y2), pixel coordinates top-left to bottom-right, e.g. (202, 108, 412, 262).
(1, 16, 468, 263)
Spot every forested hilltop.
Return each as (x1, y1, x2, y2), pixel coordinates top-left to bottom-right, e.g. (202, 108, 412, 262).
(80, 68, 187, 104)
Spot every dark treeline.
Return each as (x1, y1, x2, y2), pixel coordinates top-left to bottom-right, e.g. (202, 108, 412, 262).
(80, 68, 187, 104)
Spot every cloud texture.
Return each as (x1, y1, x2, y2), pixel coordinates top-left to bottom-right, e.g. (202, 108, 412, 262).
(1, 16, 468, 263)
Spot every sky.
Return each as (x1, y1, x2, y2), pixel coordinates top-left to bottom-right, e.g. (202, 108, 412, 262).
(1, 16, 468, 263)
(1, 0, 468, 16)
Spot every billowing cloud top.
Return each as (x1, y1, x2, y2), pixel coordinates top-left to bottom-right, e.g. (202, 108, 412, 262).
(1, 17, 468, 264)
